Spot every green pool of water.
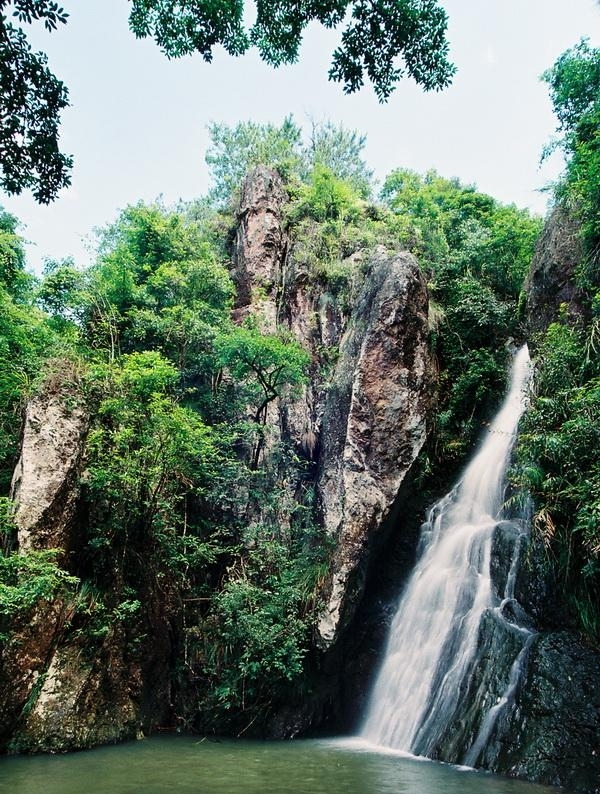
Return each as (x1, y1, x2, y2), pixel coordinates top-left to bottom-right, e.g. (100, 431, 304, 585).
(0, 736, 563, 794)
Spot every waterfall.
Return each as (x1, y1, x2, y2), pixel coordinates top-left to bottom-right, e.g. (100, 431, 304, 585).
(361, 345, 532, 760)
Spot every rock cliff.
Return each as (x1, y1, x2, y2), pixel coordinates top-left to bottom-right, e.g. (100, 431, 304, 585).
(0, 166, 434, 751)
(0, 364, 166, 751)
(524, 203, 587, 336)
(232, 165, 289, 329)
(315, 249, 430, 646)
(230, 167, 432, 650)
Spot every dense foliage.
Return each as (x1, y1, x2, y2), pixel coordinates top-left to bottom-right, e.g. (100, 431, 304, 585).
(514, 320, 600, 642)
(543, 38, 600, 289)
(0, 548, 79, 642)
(512, 40, 600, 644)
(0, 118, 544, 731)
(377, 169, 541, 468)
(0, 194, 321, 730)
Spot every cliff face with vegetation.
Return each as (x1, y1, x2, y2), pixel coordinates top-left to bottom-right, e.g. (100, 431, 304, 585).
(505, 42, 600, 790)
(227, 166, 433, 650)
(0, 138, 536, 747)
(493, 202, 600, 793)
(0, 165, 435, 749)
(2, 113, 598, 792)
(0, 363, 174, 751)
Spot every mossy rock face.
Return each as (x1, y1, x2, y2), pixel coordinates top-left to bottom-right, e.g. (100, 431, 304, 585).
(479, 522, 600, 791)
(14, 644, 138, 753)
(492, 631, 600, 793)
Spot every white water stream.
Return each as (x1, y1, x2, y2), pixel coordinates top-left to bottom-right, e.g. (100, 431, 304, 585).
(361, 345, 532, 758)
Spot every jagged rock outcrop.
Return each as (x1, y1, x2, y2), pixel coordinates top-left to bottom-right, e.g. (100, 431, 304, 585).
(0, 368, 90, 747)
(524, 203, 587, 336)
(471, 532, 600, 793)
(231, 167, 432, 650)
(9, 362, 87, 553)
(232, 164, 289, 329)
(316, 249, 430, 647)
(0, 599, 69, 749)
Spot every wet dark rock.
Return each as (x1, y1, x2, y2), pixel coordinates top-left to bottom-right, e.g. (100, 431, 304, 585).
(428, 609, 527, 765)
(496, 632, 600, 793)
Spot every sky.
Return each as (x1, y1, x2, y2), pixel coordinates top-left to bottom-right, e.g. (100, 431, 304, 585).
(2, 0, 600, 273)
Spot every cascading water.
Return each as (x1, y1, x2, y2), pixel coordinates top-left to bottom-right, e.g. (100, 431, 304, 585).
(361, 345, 533, 762)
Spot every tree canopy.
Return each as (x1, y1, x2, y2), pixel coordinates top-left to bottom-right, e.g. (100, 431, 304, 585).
(0, 0, 72, 203)
(205, 117, 374, 203)
(543, 38, 600, 136)
(1, 0, 454, 203)
(543, 38, 600, 265)
(129, 0, 455, 101)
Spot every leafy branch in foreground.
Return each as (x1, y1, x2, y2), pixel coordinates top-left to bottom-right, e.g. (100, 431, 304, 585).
(1, 0, 455, 202)
(0, 0, 72, 202)
(129, 0, 456, 101)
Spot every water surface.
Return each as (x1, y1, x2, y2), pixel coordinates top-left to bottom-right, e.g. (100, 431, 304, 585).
(0, 736, 563, 794)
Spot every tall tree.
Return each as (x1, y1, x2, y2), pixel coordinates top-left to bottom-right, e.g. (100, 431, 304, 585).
(205, 117, 303, 204)
(204, 117, 373, 203)
(543, 38, 600, 262)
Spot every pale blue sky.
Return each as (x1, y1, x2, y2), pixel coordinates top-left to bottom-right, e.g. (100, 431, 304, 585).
(3, 0, 600, 272)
